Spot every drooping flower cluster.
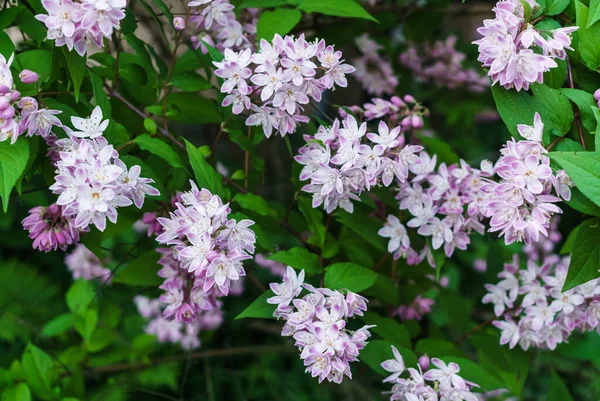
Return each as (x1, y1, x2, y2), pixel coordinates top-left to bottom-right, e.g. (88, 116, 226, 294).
(339, 95, 428, 130)
(379, 155, 493, 265)
(47, 106, 159, 232)
(155, 182, 256, 322)
(479, 113, 571, 245)
(36, 0, 127, 56)
(22, 204, 84, 252)
(65, 244, 112, 283)
(473, 0, 577, 91)
(399, 36, 489, 93)
(268, 268, 374, 384)
(0, 55, 62, 144)
(484, 249, 600, 351)
(296, 111, 425, 213)
(381, 347, 480, 401)
(214, 34, 355, 137)
(352, 34, 398, 96)
(135, 293, 224, 350)
(394, 295, 434, 321)
(187, 0, 259, 52)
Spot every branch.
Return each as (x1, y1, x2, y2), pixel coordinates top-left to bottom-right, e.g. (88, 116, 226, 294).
(566, 57, 586, 150)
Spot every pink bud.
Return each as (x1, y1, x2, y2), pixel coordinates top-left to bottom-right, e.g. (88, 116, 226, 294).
(403, 94, 416, 103)
(411, 114, 423, 129)
(0, 86, 9, 95)
(401, 116, 412, 129)
(173, 17, 185, 31)
(19, 70, 39, 84)
(418, 355, 430, 370)
(390, 96, 405, 107)
(0, 97, 9, 110)
(10, 90, 20, 102)
(594, 88, 600, 108)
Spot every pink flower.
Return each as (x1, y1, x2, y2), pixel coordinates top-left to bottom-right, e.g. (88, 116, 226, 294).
(19, 70, 40, 84)
(381, 345, 405, 382)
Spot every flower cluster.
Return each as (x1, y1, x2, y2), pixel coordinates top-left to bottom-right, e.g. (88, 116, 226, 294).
(135, 294, 224, 350)
(47, 107, 158, 233)
(394, 295, 434, 321)
(379, 155, 492, 265)
(268, 268, 374, 384)
(0, 55, 62, 144)
(188, 0, 259, 52)
(36, 0, 127, 56)
(479, 113, 570, 245)
(399, 36, 489, 93)
(381, 347, 480, 401)
(155, 182, 256, 322)
(214, 34, 354, 137)
(473, 0, 577, 91)
(484, 250, 600, 351)
(65, 244, 112, 283)
(22, 204, 84, 252)
(352, 34, 397, 96)
(296, 112, 424, 213)
(340, 95, 428, 130)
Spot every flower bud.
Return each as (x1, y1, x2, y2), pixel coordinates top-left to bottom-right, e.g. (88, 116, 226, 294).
(10, 90, 20, 102)
(173, 17, 185, 31)
(595, 88, 600, 108)
(403, 94, 416, 103)
(390, 96, 405, 107)
(0, 106, 15, 119)
(19, 69, 39, 84)
(411, 114, 423, 129)
(0, 96, 9, 110)
(418, 355, 430, 370)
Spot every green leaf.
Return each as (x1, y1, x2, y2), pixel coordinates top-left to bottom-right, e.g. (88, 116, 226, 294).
(545, 0, 570, 15)
(566, 187, 600, 216)
(63, 50, 86, 102)
(324, 262, 377, 292)
(543, 58, 566, 89)
(441, 357, 505, 392)
(360, 340, 417, 375)
(0, 139, 29, 212)
(551, 152, 600, 208)
(547, 371, 574, 401)
(268, 247, 322, 274)
(256, 8, 302, 41)
(587, 0, 600, 28)
(433, 246, 445, 281)
(136, 363, 180, 391)
(335, 209, 387, 251)
(363, 274, 400, 306)
(417, 134, 459, 165)
(235, 290, 276, 319)
(559, 88, 598, 132)
(297, 0, 378, 22)
(114, 251, 162, 286)
(492, 84, 574, 141)
(135, 134, 185, 169)
(74, 308, 98, 342)
(170, 72, 213, 91)
(41, 313, 74, 337)
(21, 344, 56, 401)
(575, 0, 600, 70)
(89, 70, 111, 119)
(561, 224, 582, 255)
(167, 93, 221, 124)
(0, 31, 15, 59)
(185, 139, 229, 200)
(0, 6, 23, 30)
(66, 280, 95, 315)
(415, 338, 465, 358)
(297, 196, 326, 248)
(234, 192, 277, 217)
(239, 0, 287, 7)
(16, 51, 52, 82)
(562, 218, 600, 290)
(201, 40, 224, 62)
(1, 383, 31, 401)
(362, 312, 411, 348)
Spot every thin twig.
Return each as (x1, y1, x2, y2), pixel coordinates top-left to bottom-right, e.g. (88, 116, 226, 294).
(566, 58, 586, 150)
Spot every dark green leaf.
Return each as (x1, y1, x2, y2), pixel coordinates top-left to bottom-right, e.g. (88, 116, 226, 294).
(551, 152, 600, 208)
(547, 371, 574, 401)
(63, 50, 86, 102)
(1, 383, 31, 401)
(170, 72, 213, 91)
(167, 93, 221, 124)
(268, 247, 322, 274)
(185, 140, 229, 199)
(559, 88, 598, 132)
(418, 134, 460, 165)
(575, 1, 600, 70)
(562, 219, 600, 290)
(41, 313, 74, 337)
(66, 280, 95, 315)
(441, 357, 505, 392)
(362, 312, 411, 348)
(297, 196, 325, 248)
(234, 192, 277, 217)
(114, 251, 162, 286)
(335, 210, 387, 251)
(239, 0, 287, 7)
(415, 338, 465, 358)
(545, 0, 570, 15)
(587, 0, 600, 28)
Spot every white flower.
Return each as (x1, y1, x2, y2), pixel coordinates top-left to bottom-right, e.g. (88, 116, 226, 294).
(71, 106, 109, 138)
